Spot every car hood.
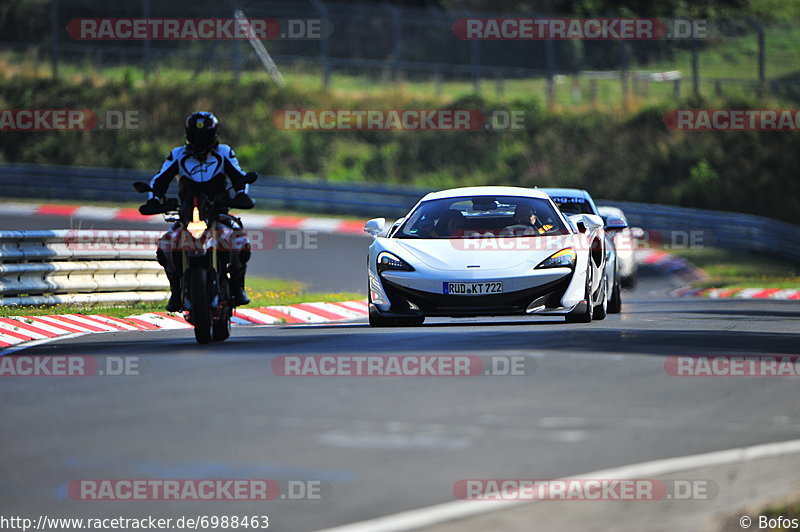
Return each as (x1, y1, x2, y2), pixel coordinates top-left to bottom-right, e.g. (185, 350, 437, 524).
(391, 236, 573, 271)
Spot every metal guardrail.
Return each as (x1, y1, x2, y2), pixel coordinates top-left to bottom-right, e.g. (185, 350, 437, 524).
(0, 230, 168, 306)
(0, 163, 427, 217)
(1, 163, 798, 262)
(598, 200, 800, 262)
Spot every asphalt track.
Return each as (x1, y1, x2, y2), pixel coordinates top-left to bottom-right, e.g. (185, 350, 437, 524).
(1, 213, 800, 531)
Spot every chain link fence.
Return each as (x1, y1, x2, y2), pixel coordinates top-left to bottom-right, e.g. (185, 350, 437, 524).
(3, 1, 799, 104)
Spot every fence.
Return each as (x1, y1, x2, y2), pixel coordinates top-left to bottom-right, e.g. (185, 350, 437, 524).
(2, 1, 797, 103)
(1, 163, 799, 262)
(0, 229, 167, 306)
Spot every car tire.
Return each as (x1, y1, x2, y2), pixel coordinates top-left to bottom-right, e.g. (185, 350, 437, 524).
(368, 305, 396, 327)
(621, 270, 637, 290)
(566, 268, 593, 324)
(608, 275, 622, 314)
(593, 276, 608, 321)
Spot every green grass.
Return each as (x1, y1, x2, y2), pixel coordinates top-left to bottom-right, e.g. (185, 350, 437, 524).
(0, 276, 363, 319)
(757, 499, 800, 531)
(666, 247, 800, 289)
(5, 19, 800, 111)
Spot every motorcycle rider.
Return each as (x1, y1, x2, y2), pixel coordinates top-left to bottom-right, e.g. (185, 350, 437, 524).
(139, 111, 256, 312)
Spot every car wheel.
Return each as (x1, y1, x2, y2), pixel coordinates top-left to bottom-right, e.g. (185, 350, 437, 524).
(593, 276, 608, 321)
(566, 269, 593, 324)
(368, 305, 396, 327)
(621, 270, 637, 290)
(608, 275, 622, 314)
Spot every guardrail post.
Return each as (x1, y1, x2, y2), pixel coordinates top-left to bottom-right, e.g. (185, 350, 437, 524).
(385, 4, 404, 82)
(495, 71, 505, 98)
(311, 0, 332, 89)
(691, 38, 700, 98)
(745, 18, 766, 95)
(545, 38, 556, 109)
(461, 9, 482, 94)
(50, 0, 59, 78)
(620, 41, 629, 110)
(141, 0, 151, 78)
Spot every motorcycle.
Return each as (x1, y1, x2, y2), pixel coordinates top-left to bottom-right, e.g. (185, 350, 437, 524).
(133, 179, 255, 344)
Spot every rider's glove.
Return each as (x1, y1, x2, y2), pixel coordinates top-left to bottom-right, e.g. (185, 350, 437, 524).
(139, 197, 165, 215)
(228, 191, 255, 210)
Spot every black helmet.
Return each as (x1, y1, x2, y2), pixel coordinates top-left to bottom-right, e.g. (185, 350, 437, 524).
(185, 111, 219, 154)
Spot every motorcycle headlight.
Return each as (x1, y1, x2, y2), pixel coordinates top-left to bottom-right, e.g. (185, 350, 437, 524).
(377, 251, 414, 272)
(536, 248, 576, 269)
(186, 206, 208, 240)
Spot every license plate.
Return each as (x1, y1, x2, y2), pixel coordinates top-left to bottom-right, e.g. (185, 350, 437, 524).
(444, 282, 503, 295)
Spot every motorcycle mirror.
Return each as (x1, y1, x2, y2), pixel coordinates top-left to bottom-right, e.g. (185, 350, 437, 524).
(133, 181, 152, 193)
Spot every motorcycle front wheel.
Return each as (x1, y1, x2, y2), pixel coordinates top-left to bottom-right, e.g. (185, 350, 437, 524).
(189, 269, 213, 344)
(213, 309, 231, 342)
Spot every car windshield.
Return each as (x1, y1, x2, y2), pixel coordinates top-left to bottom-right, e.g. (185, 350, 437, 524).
(396, 196, 570, 239)
(549, 196, 595, 216)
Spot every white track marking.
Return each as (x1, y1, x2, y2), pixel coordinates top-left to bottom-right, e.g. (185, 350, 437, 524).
(26, 315, 95, 332)
(0, 321, 49, 340)
(314, 438, 800, 532)
(233, 308, 283, 325)
(1, 333, 88, 355)
(74, 206, 121, 219)
(6, 317, 77, 336)
(298, 302, 362, 319)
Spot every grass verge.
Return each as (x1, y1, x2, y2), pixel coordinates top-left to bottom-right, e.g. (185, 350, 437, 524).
(755, 499, 800, 530)
(0, 277, 363, 319)
(664, 247, 800, 289)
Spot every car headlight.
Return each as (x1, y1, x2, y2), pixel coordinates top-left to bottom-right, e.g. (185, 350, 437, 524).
(536, 248, 576, 269)
(377, 251, 414, 272)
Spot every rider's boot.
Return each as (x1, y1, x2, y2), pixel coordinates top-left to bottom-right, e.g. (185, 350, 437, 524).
(165, 271, 183, 312)
(229, 266, 250, 307)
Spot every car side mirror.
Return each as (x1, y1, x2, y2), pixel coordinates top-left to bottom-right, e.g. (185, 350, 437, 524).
(364, 218, 386, 237)
(604, 216, 628, 231)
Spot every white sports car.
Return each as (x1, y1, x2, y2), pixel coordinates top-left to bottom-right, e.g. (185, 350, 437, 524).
(597, 206, 645, 289)
(540, 188, 622, 313)
(364, 186, 610, 327)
